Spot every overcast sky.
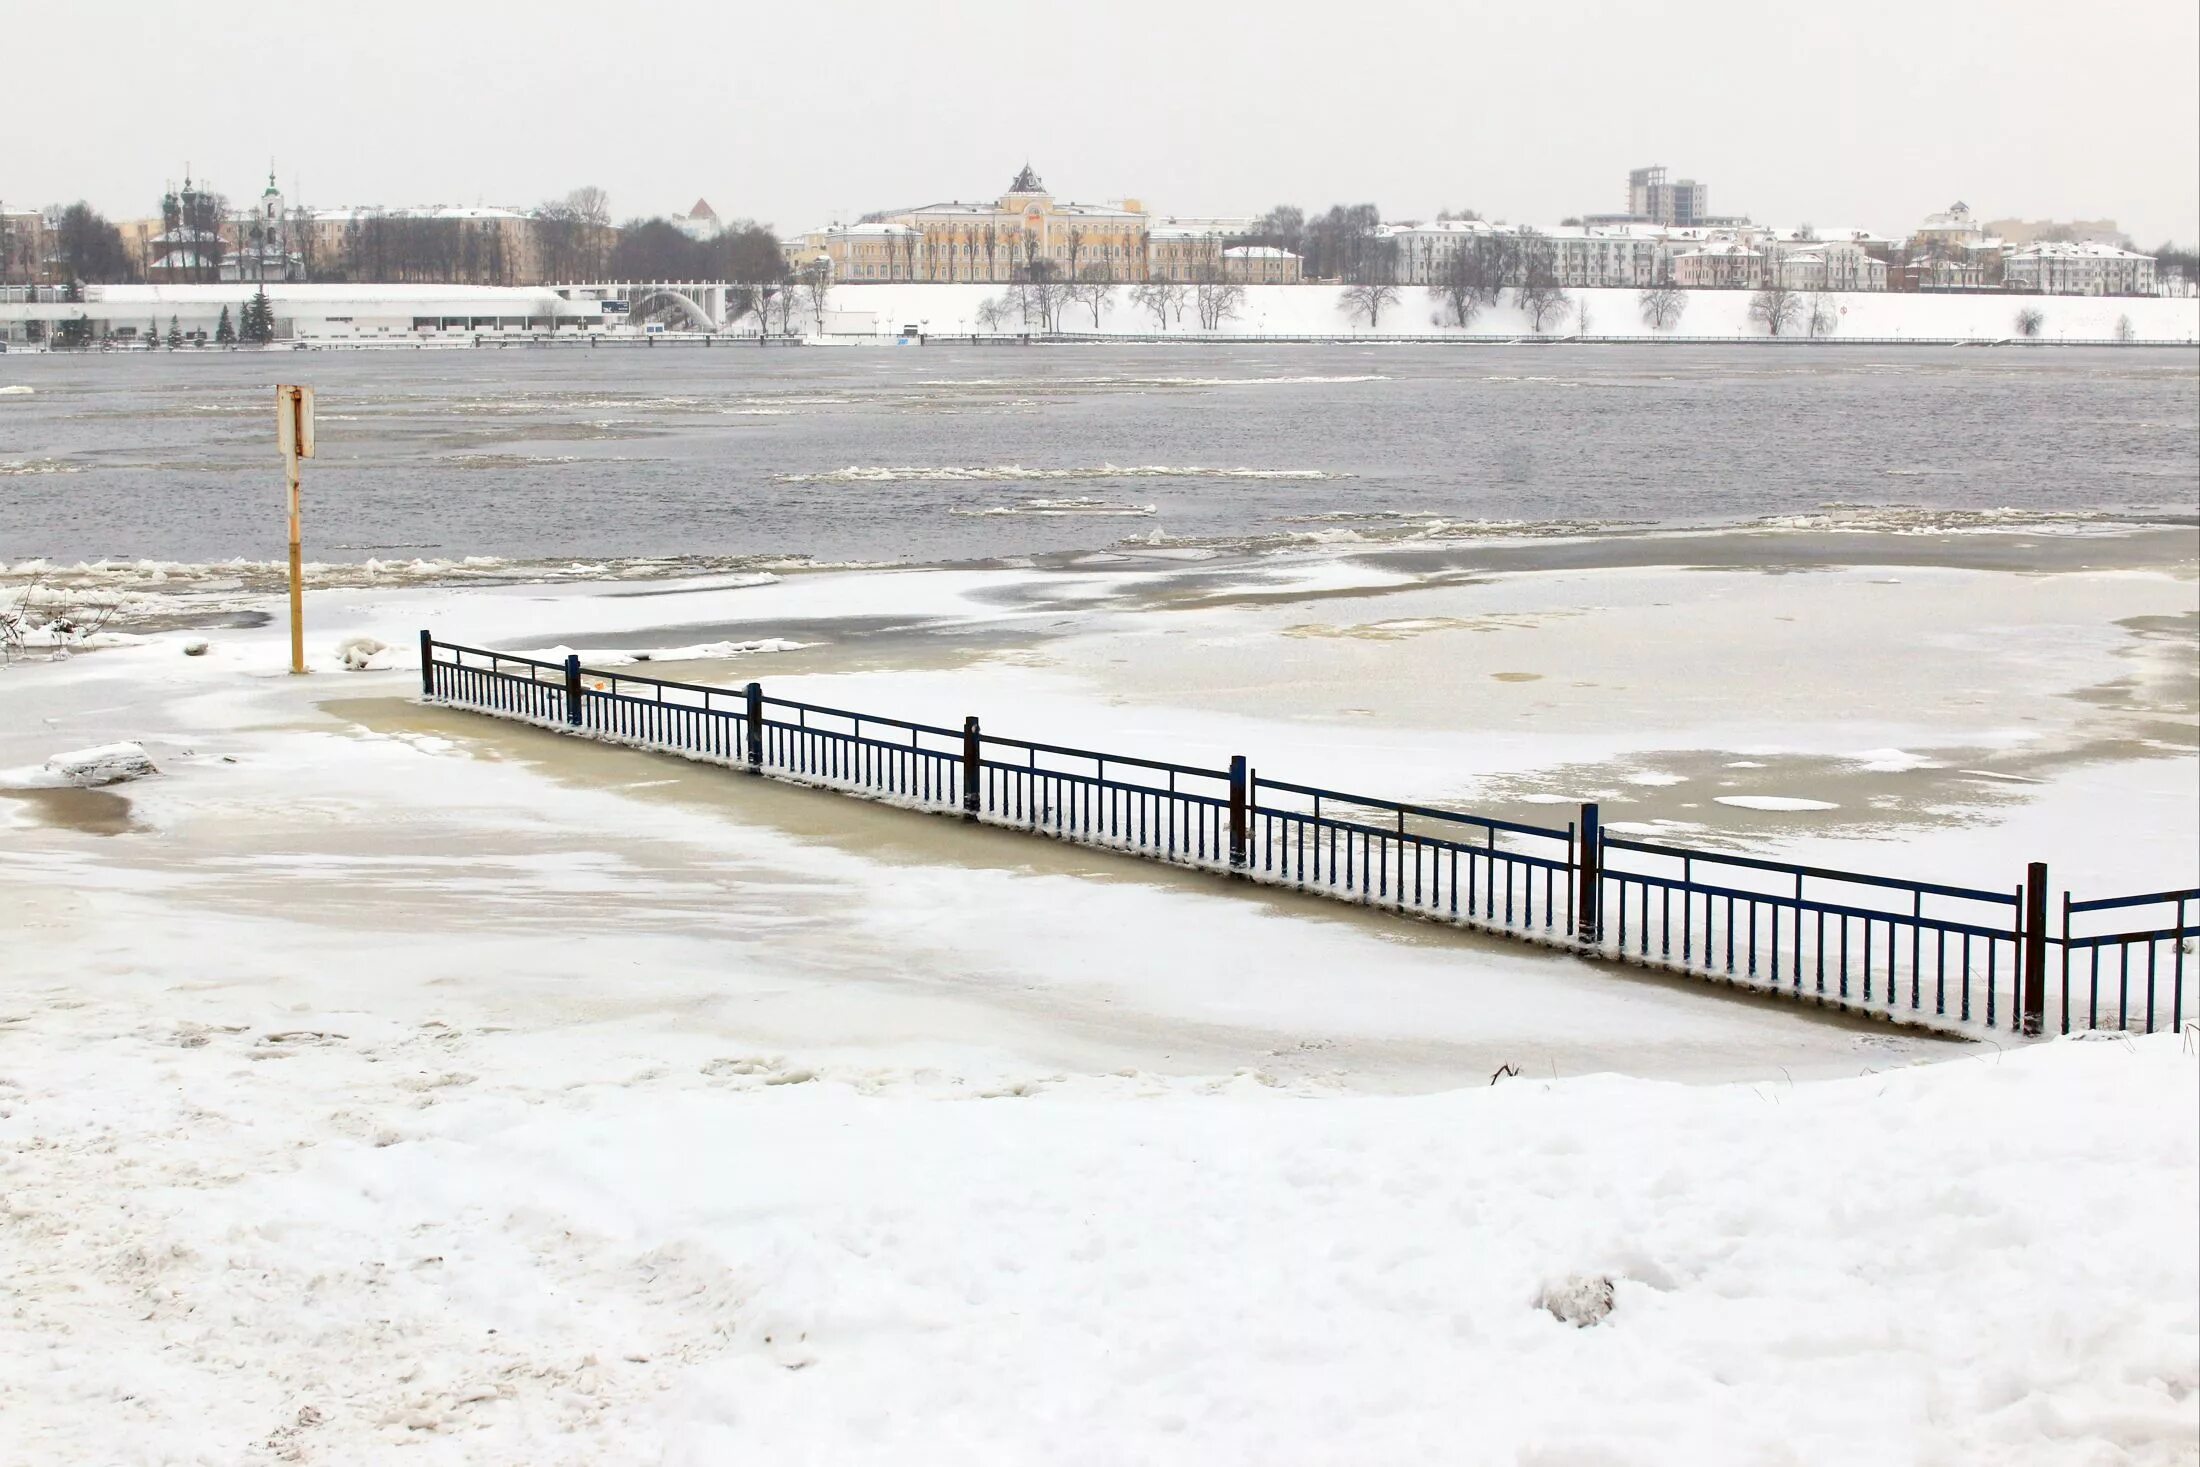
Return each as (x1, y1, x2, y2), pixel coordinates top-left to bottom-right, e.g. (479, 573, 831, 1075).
(7, 0, 2196, 246)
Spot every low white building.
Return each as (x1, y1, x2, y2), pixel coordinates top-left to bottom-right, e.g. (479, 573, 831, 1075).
(1670, 240, 1764, 289)
(1219, 245, 1301, 284)
(0, 282, 616, 344)
(2003, 241, 2156, 295)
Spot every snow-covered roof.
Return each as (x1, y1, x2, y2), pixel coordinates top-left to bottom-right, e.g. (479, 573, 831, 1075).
(1376, 220, 1493, 239)
(83, 282, 568, 305)
(1150, 223, 1251, 240)
(894, 199, 1141, 221)
(1047, 202, 1141, 219)
(1764, 227, 1891, 245)
(2004, 240, 2153, 261)
(305, 205, 529, 223)
(1222, 245, 1296, 259)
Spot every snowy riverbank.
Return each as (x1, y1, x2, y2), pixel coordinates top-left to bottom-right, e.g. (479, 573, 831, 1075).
(826, 282, 2200, 343)
(3, 537, 2195, 1463)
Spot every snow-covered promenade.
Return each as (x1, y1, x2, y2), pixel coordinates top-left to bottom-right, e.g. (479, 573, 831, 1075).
(4, 281, 2195, 347)
(3, 530, 2196, 1463)
(835, 282, 2200, 343)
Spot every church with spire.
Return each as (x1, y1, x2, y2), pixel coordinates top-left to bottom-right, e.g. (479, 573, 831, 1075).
(141, 166, 305, 283)
(227, 167, 304, 283)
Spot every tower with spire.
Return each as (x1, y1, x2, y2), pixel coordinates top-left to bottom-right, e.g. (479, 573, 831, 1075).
(238, 162, 298, 282)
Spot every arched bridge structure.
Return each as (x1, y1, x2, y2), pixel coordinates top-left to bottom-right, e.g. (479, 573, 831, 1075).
(554, 282, 756, 332)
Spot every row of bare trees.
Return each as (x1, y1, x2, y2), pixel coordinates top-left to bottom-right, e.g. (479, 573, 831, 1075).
(968, 263, 1251, 334)
(1745, 285, 1841, 337)
(1412, 231, 1574, 331)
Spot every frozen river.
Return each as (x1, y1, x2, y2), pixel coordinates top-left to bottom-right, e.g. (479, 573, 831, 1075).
(2, 342, 2195, 565)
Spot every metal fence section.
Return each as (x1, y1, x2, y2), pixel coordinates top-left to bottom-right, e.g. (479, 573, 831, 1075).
(2060, 888, 2196, 1034)
(1594, 836, 2027, 1028)
(421, 633, 2197, 1038)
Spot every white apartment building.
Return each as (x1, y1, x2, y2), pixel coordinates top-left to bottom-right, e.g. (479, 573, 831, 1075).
(1379, 220, 1491, 285)
(2003, 241, 2156, 295)
(1377, 221, 1662, 288)
(1768, 237, 1888, 291)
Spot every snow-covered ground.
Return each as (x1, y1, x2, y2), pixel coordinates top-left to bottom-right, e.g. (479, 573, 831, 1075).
(3, 533, 2196, 1463)
(830, 282, 2200, 343)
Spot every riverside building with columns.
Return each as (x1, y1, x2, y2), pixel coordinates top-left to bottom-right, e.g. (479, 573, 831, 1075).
(807, 167, 1297, 284)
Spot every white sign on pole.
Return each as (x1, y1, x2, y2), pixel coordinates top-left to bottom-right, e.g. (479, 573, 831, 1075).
(277, 384, 315, 459)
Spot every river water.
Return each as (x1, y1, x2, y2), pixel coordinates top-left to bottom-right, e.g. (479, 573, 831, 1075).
(1, 344, 2194, 566)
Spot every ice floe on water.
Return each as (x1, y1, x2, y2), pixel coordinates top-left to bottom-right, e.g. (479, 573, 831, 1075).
(0, 458, 80, 475)
(520, 638, 811, 667)
(0, 384, 34, 396)
(777, 464, 1347, 484)
(39, 742, 156, 787)
(1753, 504, 2159, 536)
(952, 497, 1158, 518)
(1852, 748, 1945, 772)
(1714, 795, 1841, 812)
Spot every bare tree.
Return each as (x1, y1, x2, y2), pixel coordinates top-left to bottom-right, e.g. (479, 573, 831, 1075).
(2015, 306, 2046, 338)
(2114, 313, 2136, 343)
(1339, 281, 1400, 329)
(566, 187, 612, 276)
(974, 295, 1014, 332)
(1638, 281, 1688, 330)
(1519, 284, 1572, 333)
(767, 275, 802, 335)
(1428, 251, 1482, 327)
(1748, 286, 1802, 336)
(798, 262, 833, 332)
(1806, 292, 1839, 337)
(534, 187, 612, 280)
(1011, 259, 1076, 332)
(1192, 264, 1245, 330)
(1512, 230, 1563, 313)
(567, 186, 610, 228)
(1130, 279, 1188, 330)
(1072, 264, 1114, 328)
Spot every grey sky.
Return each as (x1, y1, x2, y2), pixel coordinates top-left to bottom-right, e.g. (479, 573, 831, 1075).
(8, 0, 2197, 246)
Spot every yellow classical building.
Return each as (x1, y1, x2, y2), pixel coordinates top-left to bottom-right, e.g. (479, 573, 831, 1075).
(810, 167, 1299, 285)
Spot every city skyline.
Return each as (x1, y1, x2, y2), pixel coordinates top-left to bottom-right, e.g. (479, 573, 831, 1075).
(3, 0, 2196, 248)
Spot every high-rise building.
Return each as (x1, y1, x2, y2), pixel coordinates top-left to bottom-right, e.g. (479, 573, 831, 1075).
(1626, 166, 1710, 227)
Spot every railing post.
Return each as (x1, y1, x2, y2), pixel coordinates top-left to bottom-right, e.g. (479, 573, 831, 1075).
(962, 717, 981, 819)
(418, 629, 434, 699)
(744, 682, 764, 771)
(1577, 801, 1602, 944)
(1228, 755, 1248, 869)
(2021, 860, 2048, 1036)
(564, 654, 584, 727)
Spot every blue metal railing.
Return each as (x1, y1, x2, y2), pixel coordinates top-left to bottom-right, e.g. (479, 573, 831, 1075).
(420, 633, 2196, 1038)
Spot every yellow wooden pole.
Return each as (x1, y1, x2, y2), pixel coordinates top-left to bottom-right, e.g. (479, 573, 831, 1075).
(287, 441, 304, 674)
(277, 384, 313, 674)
